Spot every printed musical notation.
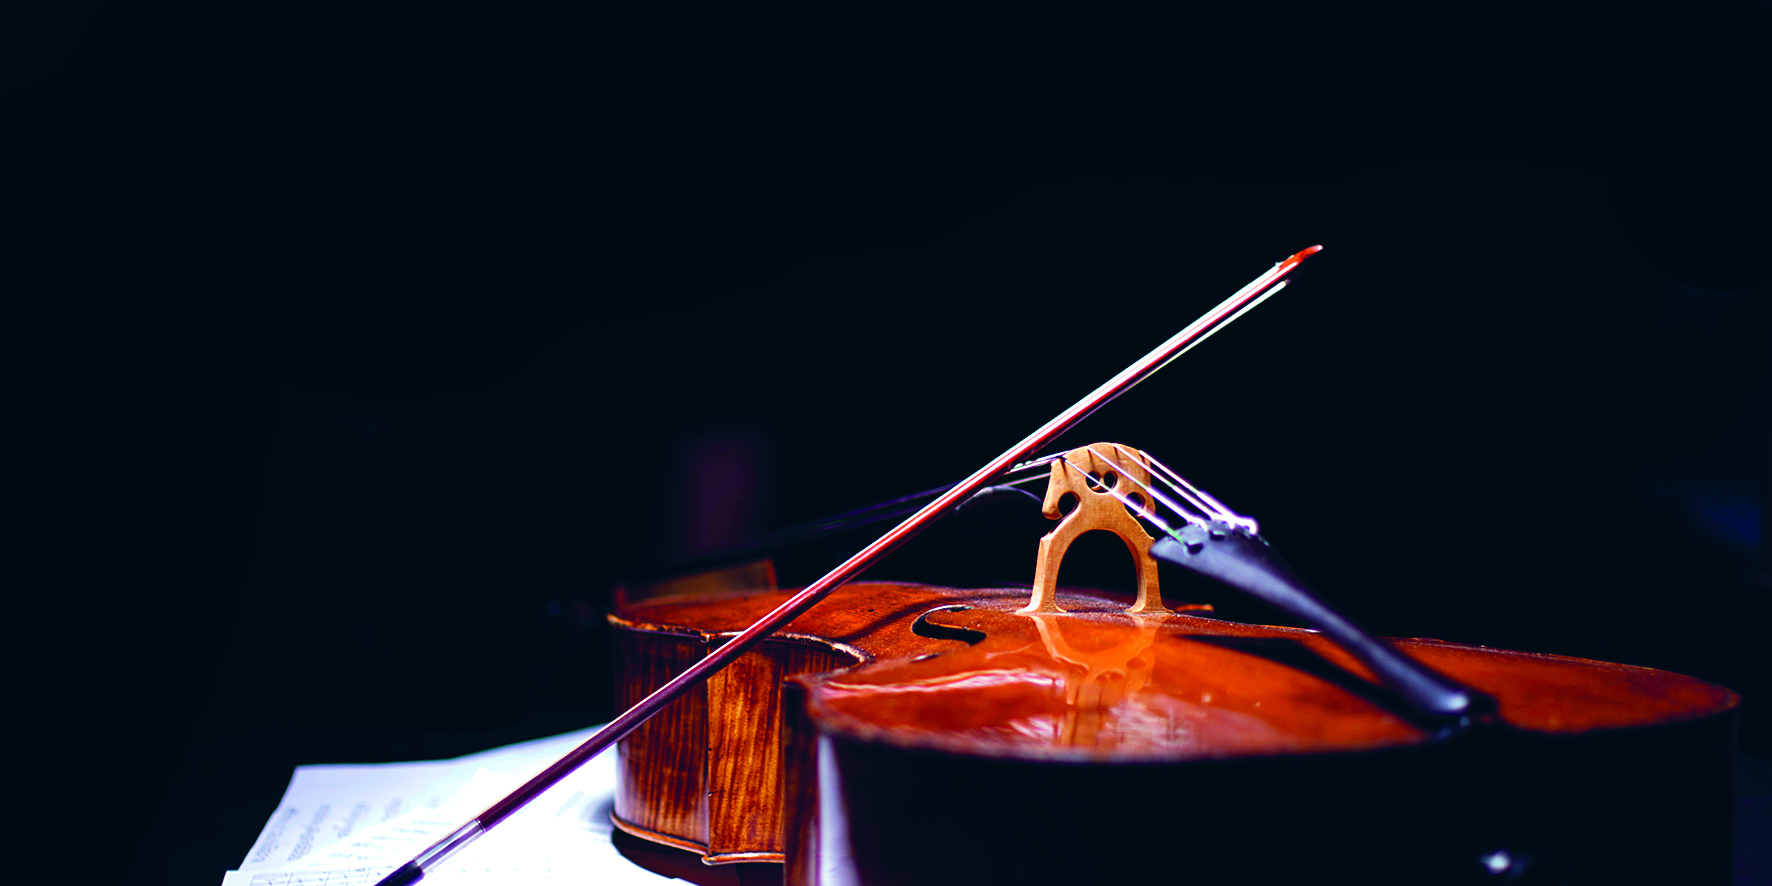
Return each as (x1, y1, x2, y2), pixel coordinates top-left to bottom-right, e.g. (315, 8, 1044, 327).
(237, 859, 606, 886)
(245, 870, 386, 885)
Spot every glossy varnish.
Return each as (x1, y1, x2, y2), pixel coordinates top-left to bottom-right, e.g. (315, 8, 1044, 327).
(611, 581, 1736, 879)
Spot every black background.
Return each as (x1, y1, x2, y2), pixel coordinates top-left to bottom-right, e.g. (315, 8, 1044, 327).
(10, 2, 1769, 882)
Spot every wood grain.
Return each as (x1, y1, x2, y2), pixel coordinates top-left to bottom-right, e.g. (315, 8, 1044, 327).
(612, 628, 710, 851)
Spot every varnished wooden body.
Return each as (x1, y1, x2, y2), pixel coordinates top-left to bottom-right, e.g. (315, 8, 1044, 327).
(611, 582, 1738, 883)
(608, 584, 1161, 862)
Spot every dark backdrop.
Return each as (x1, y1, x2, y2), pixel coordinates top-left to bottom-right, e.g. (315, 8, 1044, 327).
(11, 3, 1768, 882)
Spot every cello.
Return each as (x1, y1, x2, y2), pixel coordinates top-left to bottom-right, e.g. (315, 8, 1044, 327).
(377, 246, 1739, 885)
(609, 442, 1738, 885)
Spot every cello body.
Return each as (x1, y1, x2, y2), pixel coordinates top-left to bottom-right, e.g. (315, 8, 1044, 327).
(610, 581, 1738, 884)
(609, 443, 1738, 884)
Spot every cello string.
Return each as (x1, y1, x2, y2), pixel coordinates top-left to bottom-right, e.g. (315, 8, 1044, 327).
(1066, 446, 1258, 538)
(1101, 443, 1219, 526)
(1056, 453, 1193, 544)
(1105, 445, 1216, 526)
(1142, 452, 1259, 533)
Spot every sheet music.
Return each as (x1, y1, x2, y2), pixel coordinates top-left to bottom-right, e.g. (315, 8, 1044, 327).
(236, 725, 610, 869)
(222, 725, 681, 885)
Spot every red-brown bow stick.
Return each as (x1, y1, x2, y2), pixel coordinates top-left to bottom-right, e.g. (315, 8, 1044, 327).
(375, 244, 1324, 885)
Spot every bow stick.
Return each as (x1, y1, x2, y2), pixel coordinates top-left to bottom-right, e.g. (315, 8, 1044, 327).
(374, 244, 1323, 885)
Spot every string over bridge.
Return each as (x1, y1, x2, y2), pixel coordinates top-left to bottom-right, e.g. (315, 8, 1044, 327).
(1024, 443, 1167, 614)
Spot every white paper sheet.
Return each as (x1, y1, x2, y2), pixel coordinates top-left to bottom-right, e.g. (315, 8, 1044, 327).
(237, 725, 603, 869)
(224, 725, 681, 885)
